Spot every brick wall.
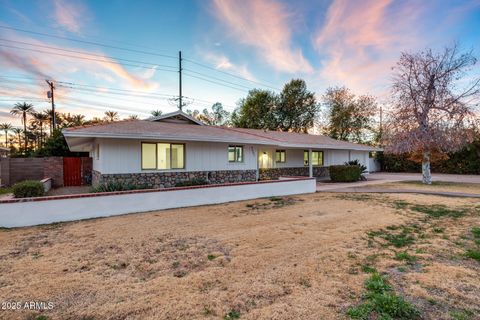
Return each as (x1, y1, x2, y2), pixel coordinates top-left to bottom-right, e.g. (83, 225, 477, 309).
(44, 157, 64, 188)
(0, 157, 93, 187)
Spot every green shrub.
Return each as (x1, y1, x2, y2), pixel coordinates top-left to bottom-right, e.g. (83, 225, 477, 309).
(345, 159, 367, 173)
(329, 165, 362, 182)
(91, 181, 147, 193)
(12, 180, 44, 198)
(175, 178, 209, 187)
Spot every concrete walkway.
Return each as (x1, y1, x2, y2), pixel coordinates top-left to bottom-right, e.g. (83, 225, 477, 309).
(316, 172, 480, 198)
(322, 187, 480, 198)
(366, 172, 480, 184)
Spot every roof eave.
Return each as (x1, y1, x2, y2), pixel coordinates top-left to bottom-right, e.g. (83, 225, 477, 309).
(63, 132, 382, 151)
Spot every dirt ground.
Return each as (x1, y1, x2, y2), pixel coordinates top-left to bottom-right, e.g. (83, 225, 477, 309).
(0, 192, 479, 320)
(366, 181, 480, 195)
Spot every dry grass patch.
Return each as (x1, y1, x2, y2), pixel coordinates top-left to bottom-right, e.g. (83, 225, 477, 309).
(369, 181, 480, 194)
(0, 193, 479, 319)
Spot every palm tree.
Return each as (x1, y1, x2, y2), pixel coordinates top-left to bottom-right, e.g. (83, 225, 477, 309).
(44, 109, 63, 133)
(151, 110, 163, 117)
(11, 128, 22, 150)
(128, 114, 139, 120)
(70, 114, 86, 126)
(10, 102, 35, 152)
(0, 123, 12, 147)
(30, 112, 49, 147)
(104, 110, 119, 122)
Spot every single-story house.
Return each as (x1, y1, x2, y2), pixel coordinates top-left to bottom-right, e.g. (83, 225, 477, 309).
(63, 111, 380, 188)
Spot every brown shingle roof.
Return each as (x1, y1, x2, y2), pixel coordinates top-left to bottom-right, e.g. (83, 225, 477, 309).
(63, 120, 379, 151)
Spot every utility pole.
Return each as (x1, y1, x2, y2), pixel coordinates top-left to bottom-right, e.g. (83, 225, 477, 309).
(178, 50, 183, 111)
(46, 80, 56, 130)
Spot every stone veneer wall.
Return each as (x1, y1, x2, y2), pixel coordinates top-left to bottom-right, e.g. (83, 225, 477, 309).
(92, 169, 257, 188)
(259, 166, 329, 180)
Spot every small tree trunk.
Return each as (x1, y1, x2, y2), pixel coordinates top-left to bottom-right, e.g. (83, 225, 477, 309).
(422, 151, 432, 184)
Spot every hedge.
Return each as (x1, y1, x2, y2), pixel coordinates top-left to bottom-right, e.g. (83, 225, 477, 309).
(12, 180, 45, 198)
(329, 165, 362, 182)
(377, 140, 480, 174)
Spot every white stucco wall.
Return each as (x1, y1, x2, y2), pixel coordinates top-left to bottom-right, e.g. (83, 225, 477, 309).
(92, 138, 258, 174)
(257, 148, 370, 170)
(0, 178, 316, 228)
(90, 138, 372, 174)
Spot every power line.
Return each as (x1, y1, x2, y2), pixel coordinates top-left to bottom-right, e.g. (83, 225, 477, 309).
(56, 81, 176, 98)
(0, 25, 177, 60)
(183, 72, 249, 93)
(58, 85, 173, 105)
(183, 58, 280, 91)
(0, 44, 178, 73)
(184, 68, 254, 90)
(0, 38, 177, 70)
(1, 74, 238, 111)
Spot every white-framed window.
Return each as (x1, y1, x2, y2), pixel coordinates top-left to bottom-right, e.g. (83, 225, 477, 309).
(142, 142, 185, 170)
(228, 145, 243, 162)
(304, 150, 324, 166)
(275, 150, 286, 163)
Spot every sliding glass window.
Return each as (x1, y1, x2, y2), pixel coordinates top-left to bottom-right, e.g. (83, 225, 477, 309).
(142, 142, 185, 170)
(303, 150, 324, 166)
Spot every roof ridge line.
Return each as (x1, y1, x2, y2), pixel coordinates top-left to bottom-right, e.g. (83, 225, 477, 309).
(217, 126, 284, 143)
(63, 118, 139, 131)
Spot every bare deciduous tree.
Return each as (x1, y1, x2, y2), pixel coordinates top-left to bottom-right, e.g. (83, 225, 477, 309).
(385, 44, 480, 184)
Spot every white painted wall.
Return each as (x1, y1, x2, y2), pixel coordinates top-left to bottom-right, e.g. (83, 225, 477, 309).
(256, 148, 370, 170)
(93, 138, 258, 174)
(91, 138, 372, 174)
(0, 179, 316, 228)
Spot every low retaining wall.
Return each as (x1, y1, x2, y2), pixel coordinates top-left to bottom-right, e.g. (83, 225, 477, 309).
(93, 169, 257, 188)
(0, 177, 316, 228)
(259, 166, 329, 180)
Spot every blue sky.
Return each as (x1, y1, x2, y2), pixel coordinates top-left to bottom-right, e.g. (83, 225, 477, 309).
(1, 0, 480, 126)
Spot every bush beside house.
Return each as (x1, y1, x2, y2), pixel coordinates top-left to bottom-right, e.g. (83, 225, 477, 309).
(12, 180, 44, 198)
(377, 140, 480, 175)
(329, 165, 362, 182)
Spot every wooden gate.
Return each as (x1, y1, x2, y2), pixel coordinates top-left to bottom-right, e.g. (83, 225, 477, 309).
(63, 157, 82, 186)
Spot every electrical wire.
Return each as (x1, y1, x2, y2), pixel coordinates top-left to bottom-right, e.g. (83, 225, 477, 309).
(0, 25, 177, 59)
(0, 44, 178, 72)
(0, 38, 177, 70)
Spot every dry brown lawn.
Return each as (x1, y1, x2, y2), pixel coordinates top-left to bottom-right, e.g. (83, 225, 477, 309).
(367, 181, 480, 195)
(0, 192, 479, 320)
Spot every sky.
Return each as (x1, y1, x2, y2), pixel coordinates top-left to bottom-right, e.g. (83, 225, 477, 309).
(0, 0, 480, 126)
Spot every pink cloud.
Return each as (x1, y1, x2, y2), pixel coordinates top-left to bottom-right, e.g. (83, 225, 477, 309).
(211, 0, 313, 73)
(0, 34, 157, 91)
(314, 0, 425, 95)
(52, 0, 87, 34)
(201, 51, 256, 81)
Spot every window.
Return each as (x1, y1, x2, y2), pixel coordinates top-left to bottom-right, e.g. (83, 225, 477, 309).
(304, 150, 324, 166)
(142, 142, 185, 170)
(228, 146, 243, 162)
(275, 150, 286, 163)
